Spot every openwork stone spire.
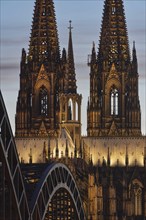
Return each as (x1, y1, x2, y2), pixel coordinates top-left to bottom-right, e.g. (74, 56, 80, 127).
(98, 0, 130, 69)
(66, 20, 77, 93)
(28, 0, 60, 64)
(87, 0, 141, 137)
(16, 0, 61, 137)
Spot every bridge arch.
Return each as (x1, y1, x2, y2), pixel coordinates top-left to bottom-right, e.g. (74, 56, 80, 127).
(30, 163, 86, 220)
(0, 91, 30, 220)
(0, 91, 86, 220)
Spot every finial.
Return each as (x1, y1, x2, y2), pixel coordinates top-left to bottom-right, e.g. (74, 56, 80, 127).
(68, 20, 73, 32)
(62, 48, 67, 62)
(107, 147, 110, 166)
(133, 41, 135, 49)
(87, 97, 90, 108)
(65, 139, 69, 158)
(74, 139, 77, 158)
(91, 41, 96, 63)
(102, 156, 106, 166)
(144, 146, 146, 167)
(48, 138, 50, 160)
(21, 48, 26, 63)
(90, 154, 93, 166)
(79, 141, 82, 158)
(56, 138, 59, 158)
(125, 144, 129, 167)
(29, 148, 32, 164)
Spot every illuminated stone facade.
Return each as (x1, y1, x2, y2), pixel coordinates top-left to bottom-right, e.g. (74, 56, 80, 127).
(15, 0, 146, 219)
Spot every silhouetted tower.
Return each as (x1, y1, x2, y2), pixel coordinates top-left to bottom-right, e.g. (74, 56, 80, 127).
(16, 0, 82, 145)
(16, 0, 60, 137)
(87, 0, 141, 136)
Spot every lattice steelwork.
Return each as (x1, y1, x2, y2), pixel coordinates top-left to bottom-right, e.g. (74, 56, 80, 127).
(0, 91, 30, 220)
(0, 90, 86, 219)
(30, 163, 86, 220)
(45, 188, 78, 219)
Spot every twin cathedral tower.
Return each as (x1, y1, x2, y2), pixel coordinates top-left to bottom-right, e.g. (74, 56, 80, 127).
(15, 0, 141, 144)
(14, 1, 146, 218)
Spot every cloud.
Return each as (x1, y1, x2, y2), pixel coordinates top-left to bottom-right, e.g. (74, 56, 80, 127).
(0, 73, 19, 92)
(0, 63, 19, 71)
(1, 87, 19, 93)
(1, 37, 28, 47)
(1, 24, 28, 32)
(0, 57, 18, 62)
(128, 28, 145, 42)
(0, 63, 19, 91)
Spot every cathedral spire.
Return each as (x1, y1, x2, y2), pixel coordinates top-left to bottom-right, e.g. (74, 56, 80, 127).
(28, 0, 60, 65)
(66, 20, 77, 93)
(98, 0, 130, 70)
(87, 0, 141, 136)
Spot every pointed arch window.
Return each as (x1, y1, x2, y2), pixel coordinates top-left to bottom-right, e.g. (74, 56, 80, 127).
(68, 99, 73, 120)
(131, 182, 143, 216)
(112, 6, 116, 14)
(75, 102, 78, 121)
(39, 86, 48, 116)
(111, 88, 119, 115)
(61, 104, 65, 122)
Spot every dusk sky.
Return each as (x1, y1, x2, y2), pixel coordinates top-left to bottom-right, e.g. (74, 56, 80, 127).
(0, 0, 146, 135)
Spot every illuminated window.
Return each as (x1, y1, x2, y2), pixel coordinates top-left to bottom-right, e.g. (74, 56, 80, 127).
(112, 6, 116, 14)
(111, 88, 118, 115)
(42, 7, 46, 16)
(39, 86, 48, 116)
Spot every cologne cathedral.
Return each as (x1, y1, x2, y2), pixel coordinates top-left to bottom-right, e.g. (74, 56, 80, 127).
(1, 0, 145, 219)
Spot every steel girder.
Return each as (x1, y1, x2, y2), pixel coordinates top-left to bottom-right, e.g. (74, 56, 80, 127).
(0, 91, 30, 220)
(30, 162, 86, 220)
(0, 91, 86, 220)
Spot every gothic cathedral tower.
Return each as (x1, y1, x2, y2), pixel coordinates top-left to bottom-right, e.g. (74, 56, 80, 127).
(87, 0, 141, 137)
(15, 0, 81, 144)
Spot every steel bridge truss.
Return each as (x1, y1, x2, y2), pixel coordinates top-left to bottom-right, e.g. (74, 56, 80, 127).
(0, 91, 30, 220)
(0, 91, 86, 220)
(30, 163, 86, 220)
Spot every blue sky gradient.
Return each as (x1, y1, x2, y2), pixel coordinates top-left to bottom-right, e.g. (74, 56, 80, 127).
(0, 0, 146, 135)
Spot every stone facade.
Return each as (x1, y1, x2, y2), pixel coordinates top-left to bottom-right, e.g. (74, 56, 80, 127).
(15, 0, 146, 219)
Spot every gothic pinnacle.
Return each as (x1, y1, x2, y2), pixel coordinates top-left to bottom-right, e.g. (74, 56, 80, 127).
(131, 41, 138, 74)
(91, 42, 96, 63)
